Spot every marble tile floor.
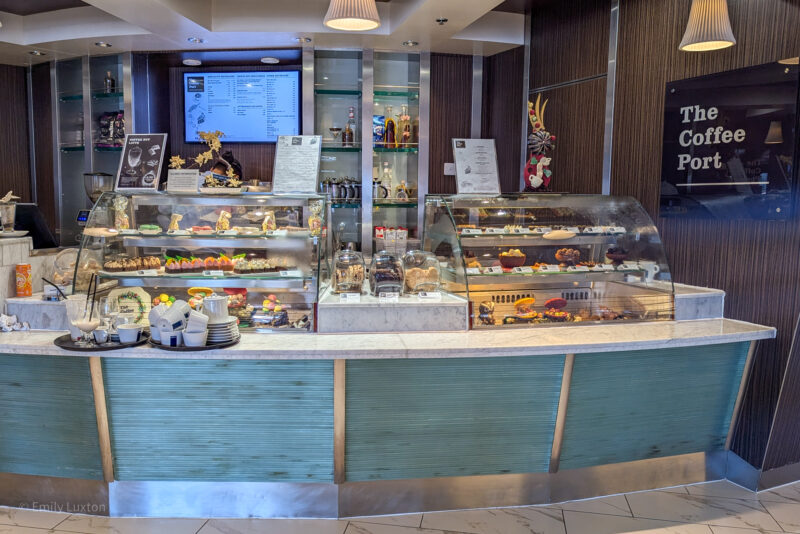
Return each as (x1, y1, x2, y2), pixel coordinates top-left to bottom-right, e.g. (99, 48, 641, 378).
(4, 479, 800, 534)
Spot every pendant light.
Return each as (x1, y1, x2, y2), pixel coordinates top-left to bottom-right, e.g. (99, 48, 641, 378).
(324, 0, 381, 31)
(679, 0, 736, 52)
(765, 121, 784, 145)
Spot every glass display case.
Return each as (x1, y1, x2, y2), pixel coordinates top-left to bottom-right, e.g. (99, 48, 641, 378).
(73, 192, 327, 332)
(423, 194, 675, 328)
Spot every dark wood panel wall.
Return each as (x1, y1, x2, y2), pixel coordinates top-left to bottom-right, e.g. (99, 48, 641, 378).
(0, 65, 32, 204)
(30, 63, 56, 233)
(428, 53, 472, 194)
(528, 0, 800, 470)
(482, 46, 525, 192)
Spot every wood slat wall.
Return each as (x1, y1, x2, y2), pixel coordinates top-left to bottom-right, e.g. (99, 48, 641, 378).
(31, 63, 56, 232)
(0, 64, 32, 203)
(610, 0, 800, 468)
(530, 0, 610, 90)
(531, 77, 606, 194)
(482, 46, 525, 192)
(428, 53, 472, 194)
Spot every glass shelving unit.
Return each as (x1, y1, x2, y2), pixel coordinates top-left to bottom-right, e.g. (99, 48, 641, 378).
(315, 50, 363, 252)
(371, 52, 421, 254)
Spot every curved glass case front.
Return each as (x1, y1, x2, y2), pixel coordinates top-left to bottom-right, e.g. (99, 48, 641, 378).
(74, 191, 326, 332)
(424, 194, 674, 328)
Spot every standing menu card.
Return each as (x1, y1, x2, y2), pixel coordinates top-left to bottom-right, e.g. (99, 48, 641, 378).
(115, 134, 168, 192)
(272, 135, 322, 194)
(452, 138, 501, 194)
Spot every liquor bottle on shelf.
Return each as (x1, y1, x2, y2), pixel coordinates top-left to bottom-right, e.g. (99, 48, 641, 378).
(384, 105, 397, 148)
(398, 104, 411, 148)
(104, 71, 116, 94)
(381, 162, 393, 196)
(343, 106, 356, 147)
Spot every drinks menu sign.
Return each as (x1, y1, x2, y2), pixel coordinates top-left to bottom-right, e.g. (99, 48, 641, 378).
(272, 135, 322, 194)
(115, 134, 168, 192)
(452, 139, 501, 194)
(661, 61, 797, 219)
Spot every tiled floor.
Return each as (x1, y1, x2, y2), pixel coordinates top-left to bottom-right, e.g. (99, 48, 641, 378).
(3, 479, 800, 533)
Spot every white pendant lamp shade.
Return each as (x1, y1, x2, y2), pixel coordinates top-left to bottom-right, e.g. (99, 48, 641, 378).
(679, 0, 736, 52)
(324, 0, 381, 31)
(765, 121, 783, 145)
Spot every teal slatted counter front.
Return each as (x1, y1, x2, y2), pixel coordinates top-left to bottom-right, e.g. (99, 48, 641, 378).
(102, 359, 334, 482)
(345, 356, 565, 481)
(0, 354, 103, 479)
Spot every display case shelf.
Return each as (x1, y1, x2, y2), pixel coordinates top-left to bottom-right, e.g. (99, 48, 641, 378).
(373, 147, 419, 153)
(374, 90, 419, 99)
(321, 145, 361, 153)
(458, 235, 618, 248)
(98, 273, 310, 289)
(374, 200, 418, 208)
(60, 145, 85, 152)
(331, 202, 361, 209)
(122, 234, 311, 251)
(92, 91, 124, 99)
(59, 93, 83, 102)
(314, 89, 362, 96)
(93, 145, 122, 152)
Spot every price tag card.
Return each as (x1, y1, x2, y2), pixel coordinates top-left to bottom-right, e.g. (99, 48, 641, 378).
(266, 229, 289, 237)
(531, 227, 553, 234)
(137, 269, 159, 276)
(466, 267, 482, 276)
(378, 292, 400, 303)
(512, 266, 534, 274)
(564, 227, 581, 234)
(607, 226, 626, 234)
(166, 230, 190, 236)
(618, 263, 640, 271)
(461, 228, 483, 235)
(203, 270, 225, 277)
(484, 228, 505, 234)
(582, 226, 603, 234)
(486, 266, 504, 274)
(280, 269, 303, 277)
(120, 229, 139, 235)
(339, 293, 361, 303)
(166, 169, 199, 193)
(417, 291, 442, 302)
(538, 265, 562, 273)
(567, 265, 590, 272)
(218, 230, 239, 236)
(601, 264, 617, 271)
(511, 227, 532, 234)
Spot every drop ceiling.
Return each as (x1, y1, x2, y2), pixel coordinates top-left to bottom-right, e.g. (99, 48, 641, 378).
(0, 0, 524, 66)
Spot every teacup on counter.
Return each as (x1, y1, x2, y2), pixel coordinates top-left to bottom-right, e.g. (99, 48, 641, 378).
(117, 324, 143, 344)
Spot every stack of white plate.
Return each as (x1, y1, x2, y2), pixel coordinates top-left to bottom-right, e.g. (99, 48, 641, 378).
(206, 316, 240, 345)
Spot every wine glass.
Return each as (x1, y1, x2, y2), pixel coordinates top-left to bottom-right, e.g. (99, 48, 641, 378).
(65, 298, 100, 347)
(329, 127, 342, 142)
(98, 297, 119, 331)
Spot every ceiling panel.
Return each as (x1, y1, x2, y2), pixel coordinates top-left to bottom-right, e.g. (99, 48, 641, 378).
(0, 0, 87, 16)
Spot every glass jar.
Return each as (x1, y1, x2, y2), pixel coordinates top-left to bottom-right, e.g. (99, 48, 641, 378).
(402, 250, 441, 293)
(369, 250, 404, 295)
(333, 249, 366, 294)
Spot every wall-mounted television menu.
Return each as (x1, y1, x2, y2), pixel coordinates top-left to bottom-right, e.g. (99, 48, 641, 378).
(183, 71, 300, 143)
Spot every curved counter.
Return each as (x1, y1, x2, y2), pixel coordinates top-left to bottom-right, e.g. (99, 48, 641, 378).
(0, 319, 776, 518)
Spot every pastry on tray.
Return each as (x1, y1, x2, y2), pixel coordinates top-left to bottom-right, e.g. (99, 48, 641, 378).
(499, 248, 526, 268)
(138, 224, 161, 235)
(191, 225, 214, 235)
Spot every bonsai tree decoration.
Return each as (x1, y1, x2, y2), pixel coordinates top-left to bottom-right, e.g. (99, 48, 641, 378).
(169, 130, 242, 188)
(524, 94, 556, 192)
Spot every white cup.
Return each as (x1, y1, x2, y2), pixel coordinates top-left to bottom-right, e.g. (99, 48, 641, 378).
(183, 330, 208, 347)
(148, 303, 168, 325)
(150, 327, 161, 343)
(93, 329, 109, 343)
(172, 299, 191, 319)
(117, 323, 143, 344)
(638, 260, 661, 282)
(199, 294, 229, 324)
(162, 330, 183, 347)
(157, 302, 190, 332)
(186, 310, 209, 333)
(67, 323, 82, 341)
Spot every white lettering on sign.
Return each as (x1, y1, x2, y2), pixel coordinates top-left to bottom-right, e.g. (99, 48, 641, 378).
(675, 105, 745, 172)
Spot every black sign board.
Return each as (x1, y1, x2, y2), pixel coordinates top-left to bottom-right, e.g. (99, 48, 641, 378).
(660, 61, 798, 219)
(115, 133, 168, 191)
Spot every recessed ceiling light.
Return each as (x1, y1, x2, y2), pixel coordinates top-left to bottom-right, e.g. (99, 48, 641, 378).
(187, 37, 206, 44)
(294, 37, 312, 43)
(183, 59, 202, 66)
(29, 50, 45, 56)
(95, 41, 112, 48)
(260, 57, 280, 64)
(402, 40, 419, 47)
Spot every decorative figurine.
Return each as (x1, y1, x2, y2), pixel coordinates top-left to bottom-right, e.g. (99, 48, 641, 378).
(524, 94, 556, 192)
(308, 201, 323, 237)
(478, 301, 496, 326)
(215, 210, 231, 232)
(261, 210, 277, 232)
(168, 213, 183, 232)
(395, 180, 410, 201)
(113, 195, 130, 230)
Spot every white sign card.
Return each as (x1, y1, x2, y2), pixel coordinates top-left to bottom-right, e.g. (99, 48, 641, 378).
(115, 133, 168, 192)
(166, 169, 200, 193)
(451, 138, 501, 194)
(272, 135, 322, 194)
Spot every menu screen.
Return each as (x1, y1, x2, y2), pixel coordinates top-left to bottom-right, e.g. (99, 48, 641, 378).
(183, 71, 300, 143)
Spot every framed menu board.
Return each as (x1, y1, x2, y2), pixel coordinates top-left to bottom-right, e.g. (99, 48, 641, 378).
(115, 134, 168, 192)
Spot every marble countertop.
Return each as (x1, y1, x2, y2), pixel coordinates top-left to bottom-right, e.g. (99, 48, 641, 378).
(0, 318, 775, 360)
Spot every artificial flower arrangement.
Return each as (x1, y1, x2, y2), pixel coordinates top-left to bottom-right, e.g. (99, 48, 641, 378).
(168, 130, 243, 188)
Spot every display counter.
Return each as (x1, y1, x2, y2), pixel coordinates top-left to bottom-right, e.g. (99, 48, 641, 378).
(0, 319, 775, 518)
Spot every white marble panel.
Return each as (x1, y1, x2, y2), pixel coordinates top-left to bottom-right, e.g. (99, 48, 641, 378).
(58, 515, 207, 534)
(625, 490, 781, 530)
(758, 500, 800, 533)
(420, 507, 566, 534)
(199, 518, 347, 534)
(0, 506, 69, 529)
(5, 297, 70, 330)
(685, 481, 758, 501)
(709, 527, 781, 533)
(546, 494, 632, 517)
(759, 482, 800, 503)
(343, 514, 422, 528)
(563, 510, 711, 534)
(345, 523, 448, 534)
